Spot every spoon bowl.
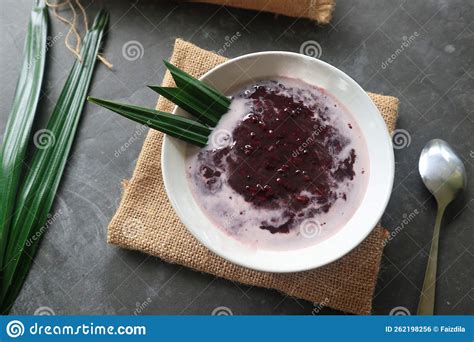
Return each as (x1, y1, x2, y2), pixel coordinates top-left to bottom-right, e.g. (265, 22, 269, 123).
(419, 139, 467, 206)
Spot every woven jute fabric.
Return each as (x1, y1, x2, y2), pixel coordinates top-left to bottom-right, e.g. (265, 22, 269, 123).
(108, 39, 400, 314)
(184, 0, 335, 24)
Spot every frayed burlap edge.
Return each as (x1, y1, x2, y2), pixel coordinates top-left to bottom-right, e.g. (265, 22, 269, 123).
(185, 0, 335, 24)
(108, 39, 399, 314)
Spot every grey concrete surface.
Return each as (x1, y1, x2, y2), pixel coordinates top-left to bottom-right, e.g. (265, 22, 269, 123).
(0, 0, 472, 315)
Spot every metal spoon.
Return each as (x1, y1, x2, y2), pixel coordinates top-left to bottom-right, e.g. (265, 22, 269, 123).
(417, 139, 467, 315)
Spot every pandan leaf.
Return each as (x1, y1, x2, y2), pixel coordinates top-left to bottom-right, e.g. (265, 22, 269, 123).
(1, 10, 109, 312)
(87, 97, 211, 146)
(0, 0, 48, 279)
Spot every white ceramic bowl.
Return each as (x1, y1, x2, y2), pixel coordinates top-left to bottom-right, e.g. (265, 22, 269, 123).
(162, 52, 394, 273)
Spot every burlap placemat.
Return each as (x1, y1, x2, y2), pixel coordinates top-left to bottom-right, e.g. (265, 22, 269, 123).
(184, 0, 335, 24)
(108, 39, 399, 315)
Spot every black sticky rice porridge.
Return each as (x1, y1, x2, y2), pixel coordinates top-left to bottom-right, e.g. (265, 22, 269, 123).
(186, 77, 369, 250)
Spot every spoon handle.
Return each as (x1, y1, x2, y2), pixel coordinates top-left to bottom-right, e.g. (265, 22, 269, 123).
(417, 204, 446, 315)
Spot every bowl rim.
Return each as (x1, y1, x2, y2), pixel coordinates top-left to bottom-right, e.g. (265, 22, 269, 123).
(162, 51, 394, 273)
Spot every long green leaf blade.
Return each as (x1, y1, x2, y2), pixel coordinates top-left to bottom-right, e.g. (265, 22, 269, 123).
(163, 60, 230, 112)
(148, 86, 223, 126)
(0, 10, 109, 312)
(0, 0, 48, 276)
(87, 97, 211, 146)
